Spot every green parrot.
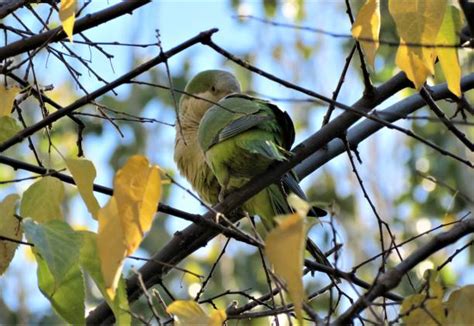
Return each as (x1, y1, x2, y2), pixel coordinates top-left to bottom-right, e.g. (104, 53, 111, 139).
(175, 70, 331, 268)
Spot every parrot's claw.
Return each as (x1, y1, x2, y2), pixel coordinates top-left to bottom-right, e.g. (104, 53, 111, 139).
(218, 190, 226, 203)
(218, 188, 230, 203)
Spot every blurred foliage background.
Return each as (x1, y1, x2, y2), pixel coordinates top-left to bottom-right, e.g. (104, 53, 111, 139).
(0, 0, 472, 324)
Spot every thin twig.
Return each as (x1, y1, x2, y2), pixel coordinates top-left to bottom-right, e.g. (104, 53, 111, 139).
(335, 218, 474, 324)
(420, 87, 473, 151)
(133, 269, 161, 325)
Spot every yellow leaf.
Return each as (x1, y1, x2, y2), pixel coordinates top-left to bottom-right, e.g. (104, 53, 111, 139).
(166, 300, 226, 326)
(401, 270, 446, 325)
(265, 213, 306, 322)
(351, 0, 380, 67)
(59, 0, 76, 42)
(287, 193, 311, 217)
(389, 0, 447, 88)
(0, 86, 20, 117)
(113, 155, 161, 254)
(389, 0, 447, 73)
(395, 38, 432, 90)
(0, 194, 21, 275)
(97, 155, 161, 299)
(436, 5, 462, 97)
(20, 176, 64, 222)
(446, 284, 474, 323)
(97, 197, 126, 300)
(65, 158, 100, 219)
(401, 293, 445, 325)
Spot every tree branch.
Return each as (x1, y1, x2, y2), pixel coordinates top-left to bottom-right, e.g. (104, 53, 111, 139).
(0, 28, 218, 152)
(0, 154, 261, 247)
(0, 0, 29, 20)
(334, 218, 474, 324)
(0, 0, 151, 61)
(295, 73, 474, 179)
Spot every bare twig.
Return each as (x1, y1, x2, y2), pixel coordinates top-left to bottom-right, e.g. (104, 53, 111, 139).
(322, 44, 356, 125)
(0, 28, 219, 152)
(335, 218, 474, 324)
(0, 1, 151, 60)
(420, 86, 473, 151)
(133, 269, 161, 325)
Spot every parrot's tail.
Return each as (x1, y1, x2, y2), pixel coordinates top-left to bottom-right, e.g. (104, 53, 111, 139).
(306, 239, 341, 283)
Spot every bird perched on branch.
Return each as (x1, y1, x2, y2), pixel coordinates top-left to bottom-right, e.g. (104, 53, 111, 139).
(174, 70, 331, 268)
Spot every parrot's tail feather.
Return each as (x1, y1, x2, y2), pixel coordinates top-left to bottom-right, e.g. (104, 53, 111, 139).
(306, 239, 341, 283)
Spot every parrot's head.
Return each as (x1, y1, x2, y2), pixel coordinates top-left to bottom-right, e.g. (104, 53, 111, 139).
(178, 70, 241, 122)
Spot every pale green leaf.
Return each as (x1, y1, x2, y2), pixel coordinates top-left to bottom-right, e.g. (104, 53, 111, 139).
(79, 231, 131, 325)
(0, 194, 21, 275)
(0, 116, 21, 143)
(36, 252, 85, 324)
(23, 219, 81, 284)
(20, 176, 64, 222)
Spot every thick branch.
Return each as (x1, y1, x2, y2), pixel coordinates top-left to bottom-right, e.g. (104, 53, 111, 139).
(295, 73, 474, 179)
(0, 28, 218, 152)
(0, 154, 260, 246)
(0, 0, 29, 19)
(334, 218, 474, 325)
(0, 0, 150, 61)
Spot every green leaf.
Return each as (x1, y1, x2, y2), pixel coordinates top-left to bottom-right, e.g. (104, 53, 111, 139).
(263, 0, 277, 17)
(20, 176, 64, 222)
(23, 219, 80, 284)
(79, 231, 131, 325)
(36, 252, 85, 324)
(0, 116, 21, 143)
(0, 194, 21, 275)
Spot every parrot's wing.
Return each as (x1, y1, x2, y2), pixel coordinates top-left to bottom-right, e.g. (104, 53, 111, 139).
(216, 115, 272, 144)
(235, 95, 295, 151)
(199, 94, 295, 153)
